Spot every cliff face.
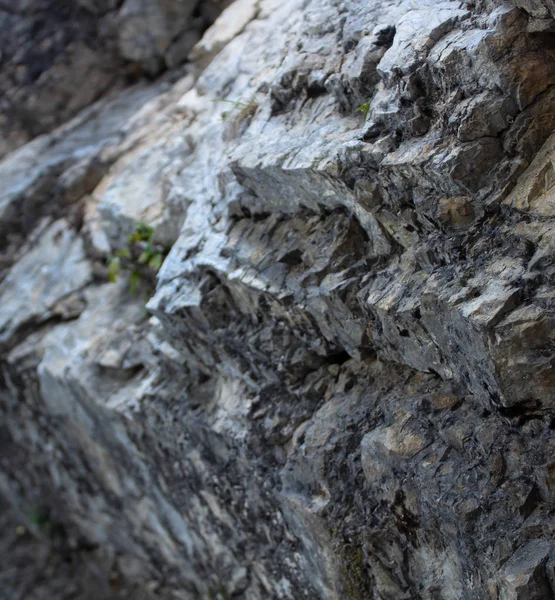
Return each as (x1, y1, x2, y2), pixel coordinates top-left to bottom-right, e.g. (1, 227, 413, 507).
(2, 0, 555, 598)
(0, 0, 227, 159)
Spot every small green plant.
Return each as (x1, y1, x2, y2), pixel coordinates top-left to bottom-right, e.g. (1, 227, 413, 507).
(29, 504, 51, 531)
(213, 97, 258, 123)
(107, 222, 167, 294)
(356, 101, 370, 121)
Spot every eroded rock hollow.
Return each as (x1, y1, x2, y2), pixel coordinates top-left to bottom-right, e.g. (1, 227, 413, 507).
(2, 0, 555, 598)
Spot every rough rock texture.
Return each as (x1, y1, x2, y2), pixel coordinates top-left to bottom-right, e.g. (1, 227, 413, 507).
(0, 0, 227, 159)
(2, 0, 555, 599)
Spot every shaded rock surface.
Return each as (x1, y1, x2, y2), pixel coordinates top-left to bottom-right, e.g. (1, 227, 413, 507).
(2, 0, 555, 599)
(0, 0, 228, 159)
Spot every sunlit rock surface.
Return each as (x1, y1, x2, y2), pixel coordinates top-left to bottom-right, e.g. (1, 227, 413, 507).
(2, 0, 555, 598)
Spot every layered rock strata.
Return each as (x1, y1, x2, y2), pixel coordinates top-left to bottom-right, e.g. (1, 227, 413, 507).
(2, 0, 555, 598)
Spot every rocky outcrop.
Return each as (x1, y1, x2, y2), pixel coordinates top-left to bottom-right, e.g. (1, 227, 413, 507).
(2, 0, 555, 599)
(0, 0, 227, 159)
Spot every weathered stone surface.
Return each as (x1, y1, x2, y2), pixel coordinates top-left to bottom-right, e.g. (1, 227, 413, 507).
(0, 75, 196, 274)
(0, 0, 121, 158)
(0, 219, 92, 350)
(2, 0, 555, 599)
(117, 0, 201, 74)
(1, 354, 330, 600)
(189, 0, 259, 67)
(499, 540, 554, 599)
(505, 131, 555, 217)
(0, 0, 226, 160)
(516, 0, 555, 18)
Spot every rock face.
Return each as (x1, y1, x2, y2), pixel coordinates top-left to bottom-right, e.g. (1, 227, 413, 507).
(0, 0, 226, 159)
(2, 0, 555, 599)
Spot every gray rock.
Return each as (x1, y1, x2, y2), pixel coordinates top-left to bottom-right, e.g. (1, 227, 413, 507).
(0, 77, 191, 270)
(0, 219, 92, 349)
(0, 0, 227, 159)
(499, 540, 554, 599)
(2, 0, 555, 599)
(516, 0, 555, 18)
(117, 0, 198, 74)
